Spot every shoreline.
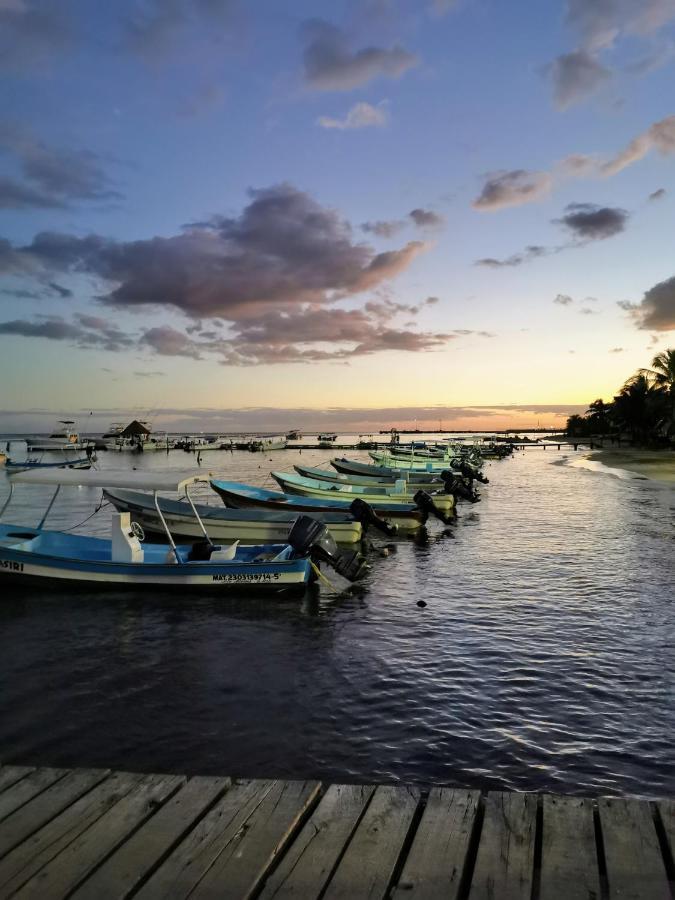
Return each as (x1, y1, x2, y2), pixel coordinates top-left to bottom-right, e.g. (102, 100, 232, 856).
(586, 447, 675, 483)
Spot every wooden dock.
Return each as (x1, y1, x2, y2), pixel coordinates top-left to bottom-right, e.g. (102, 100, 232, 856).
(0, 765, 672, 898)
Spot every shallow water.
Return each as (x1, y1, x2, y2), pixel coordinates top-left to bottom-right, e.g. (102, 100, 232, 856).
(0, 443, 673, 798)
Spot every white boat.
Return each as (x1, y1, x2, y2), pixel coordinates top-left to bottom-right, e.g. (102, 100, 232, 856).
(27, 420, 93, 453)
(0, 470, 367, 592)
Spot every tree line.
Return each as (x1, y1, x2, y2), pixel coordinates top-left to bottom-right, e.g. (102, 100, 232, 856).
(566, 350, 675, 446)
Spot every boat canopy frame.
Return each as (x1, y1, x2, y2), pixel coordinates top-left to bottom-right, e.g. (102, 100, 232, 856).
(1, 469, 217, 564)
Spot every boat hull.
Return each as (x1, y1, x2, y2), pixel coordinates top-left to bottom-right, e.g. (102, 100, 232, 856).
(103, 489, 363, 545)
(294, 463, 443, 490)
(210, 480, 426, 532)
(0, 525, 312, 593)
(273, 472, 455, 514)
(331, 458, 452, 480)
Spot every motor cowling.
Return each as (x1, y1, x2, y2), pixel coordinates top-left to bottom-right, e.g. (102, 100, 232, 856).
(287, 514, 369, 581)
(349, 498, 399, 536)
(413, 490, 451, 523)
(439, 471, 481, 503)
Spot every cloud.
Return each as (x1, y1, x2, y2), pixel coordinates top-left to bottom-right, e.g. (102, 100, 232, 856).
(609, 347, 625, 352)
(0, 176, 65, 210)
(361, 219, 405, 238)
(6, 184, 427, 321)
(409, 208, 445, 228)
(301, 19, 418, 91)
(0, 0, 73, 70)
(472, 170, 553, 211)
(628, 274, 675, 330)
(477, 204, 628, 268)
(134, 370, 165, 377)
(475, 246, 549, 268)
(600, 114, 675, 175)
(0, 124, 120, 209)
(140, 326, 203, 359)
(0, 314, 134, 351)
(554, 202, 629, 240)
(649, 187, 667, 201)
(565, 0, 675, 51)
(317, 101, 388, 129)
(554, 293, 574, 305)
(123, 0, 236, 61)
(472, 114, 675, 216)
(48, 281, 72, 298)
(546, 50, 612, 109)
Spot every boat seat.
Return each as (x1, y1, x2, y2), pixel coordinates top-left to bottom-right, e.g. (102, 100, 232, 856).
(209, 541, 239, 562)
(186, 540, 239, 563)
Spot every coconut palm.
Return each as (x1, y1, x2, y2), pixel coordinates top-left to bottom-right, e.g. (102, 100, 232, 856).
(611, 374, 668, 444)
(586, 398, 611, 434)
(648, 349, 675, 435)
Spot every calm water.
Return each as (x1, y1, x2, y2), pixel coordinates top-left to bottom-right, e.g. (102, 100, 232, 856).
(0, 441, 673, 798)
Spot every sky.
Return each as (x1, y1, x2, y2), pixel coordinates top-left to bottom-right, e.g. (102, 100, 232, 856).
(1, 0, 674, 434)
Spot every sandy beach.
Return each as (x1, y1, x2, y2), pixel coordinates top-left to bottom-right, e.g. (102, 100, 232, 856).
(588, 448, 675, 483)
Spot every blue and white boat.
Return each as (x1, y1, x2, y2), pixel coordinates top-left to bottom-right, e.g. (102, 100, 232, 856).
(4, 455, 92, 474)
(0, 470, 366, 593)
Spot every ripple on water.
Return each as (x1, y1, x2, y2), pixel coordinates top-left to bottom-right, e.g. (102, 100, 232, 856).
(0, 448, 674, 796)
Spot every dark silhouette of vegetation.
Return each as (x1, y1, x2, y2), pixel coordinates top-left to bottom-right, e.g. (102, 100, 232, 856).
(566, 349, 675, 446)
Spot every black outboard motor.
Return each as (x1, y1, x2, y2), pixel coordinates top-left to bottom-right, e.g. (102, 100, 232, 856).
(349, 498, 399, 537)
(287, 515, 369, 581)
(456, 460, 489, 485)
(440, 471, 481, 503)
(413, 490, 451, 524)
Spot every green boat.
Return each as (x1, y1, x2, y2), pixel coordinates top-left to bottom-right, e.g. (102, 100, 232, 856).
(272, 471, 456, 515)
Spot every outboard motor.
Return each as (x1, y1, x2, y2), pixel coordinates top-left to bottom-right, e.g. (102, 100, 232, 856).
(349, 498, 399, 536)
(287, 515, 369, 581)
(413, 490, 451, 524)
(440, 471, 481, 504)
(456, 461, 489, 485)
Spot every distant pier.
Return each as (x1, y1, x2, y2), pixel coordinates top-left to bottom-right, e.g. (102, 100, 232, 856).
(0, 764, 672, 898)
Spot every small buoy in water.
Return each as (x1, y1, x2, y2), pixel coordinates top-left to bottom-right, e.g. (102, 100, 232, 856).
(416, 600, 427, 608)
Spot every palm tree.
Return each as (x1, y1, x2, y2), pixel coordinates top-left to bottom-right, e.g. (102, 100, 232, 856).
(586, 399, 611, 434)
(565, 414, 587, 437)
(611, 374, 668, 444)
(648, 349, 675, 436)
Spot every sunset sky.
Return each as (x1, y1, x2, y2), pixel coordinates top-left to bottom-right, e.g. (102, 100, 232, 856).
(1, 0, 674, 433)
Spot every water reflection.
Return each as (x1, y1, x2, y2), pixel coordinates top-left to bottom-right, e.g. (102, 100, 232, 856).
(0, 444, 673, 796)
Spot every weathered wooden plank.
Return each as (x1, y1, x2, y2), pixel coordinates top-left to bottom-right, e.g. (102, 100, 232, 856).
(0, 770, 143, 897)
(135, 779, 278, 899)
(0, 767, 67, 823)
(540, 795, 601, 900)
(599, 797, 670, 900)
(656, 799, 674, 864)
(15, 773, 185, 899)
(188, 779, 321, 898)
(393, 788, 480, 899)
(0, 765, 35, 795)
(259, 784, 375, 899)
(469, 791, 537, 900)
(0, 768, 110, 860)
(323, 785, 421, 900)
(70, 776, 231, 900)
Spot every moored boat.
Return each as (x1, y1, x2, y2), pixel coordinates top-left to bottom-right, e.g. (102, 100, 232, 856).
(210, 480, 429, 533)
(294, 463, 444, 490)
(27, 420, 93, 453)
(272, 471, 456, 515)
(4, 455, 92, 474)
(0, 470, 367, 592)
(104, 488, 363, 544)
